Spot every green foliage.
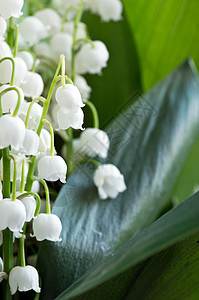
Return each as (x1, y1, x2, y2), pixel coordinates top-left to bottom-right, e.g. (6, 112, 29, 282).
(38, 59, 199, 299)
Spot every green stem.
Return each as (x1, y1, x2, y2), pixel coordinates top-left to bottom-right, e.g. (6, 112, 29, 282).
(19, 224, 26, 267)
(0, 87, 21, 116)
(85, 100, 99, 129)
(7, 18, 14, 48)
(20, 160, 25, 193)
(10, 157, 17, 201)
(61, 55, 66, 88)
(66, 128, 73, 174)
(33, 178, 51, 214)
(13, 26, 19, 58)
(75, 38, 95, 48)
(25, 97, 46, 128)
(17, 192, 41, 217)
(43, 120, 54, 156)
(0, 57, 15, 86)
(25, 57, 66, 191)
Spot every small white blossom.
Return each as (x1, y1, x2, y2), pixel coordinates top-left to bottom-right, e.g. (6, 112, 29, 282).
(74, 75, 91, 99)
(19, 16, 48, 46)
(20, 71, 44, 99)
(17, 51, 34, 71)
(0, 0, 24, 19)
(0, 57, 27, 86)
(75, 40, 109, 74)
(38, 155, 67, 183)
(32, 213, 62, 241)
(19, 101, 43, 131)
(0, 17, 7, 39)
(21, 129, 39, 156)
(97, 0, 123, 22)
(0, 40, 12, 59)
(0, 199, 26, 232)
(0, 84, 24, 114)
(0, 115, 26, 151)
(57, 108, 84, 131)
(50, 32, 73, 60)
(0, 257, 7, 282)
(9, 265, 40, 295)
(80, 128, 110, 158)
(94, 164, 126, 199)
(55, 84, 84, 114)
(34, 8, 61, 36)
(20, 195, 36, 222)
(38, 129, 51, 153)
(32, 181, 40, 194)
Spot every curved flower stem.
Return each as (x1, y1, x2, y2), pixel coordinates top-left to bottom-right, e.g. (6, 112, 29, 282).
(7, 17, 14, 48)
(0, 57, 15, 86)
(61, 6, 79, 32)
(85, 100, 99, 129)
(25, 97, 46, 128)
(18, 49, 37, 72)
(17, 192, 41, 217)
(75, 38, 95, 48)
(61, 55, 66, 88)
(0, 87, 21, 117)
(43, 119, 54, 156)
(33, 178, 51, 214)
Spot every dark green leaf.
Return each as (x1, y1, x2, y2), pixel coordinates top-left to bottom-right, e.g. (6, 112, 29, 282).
(38, 59, 199, 299)
(124, 0, 199, 91)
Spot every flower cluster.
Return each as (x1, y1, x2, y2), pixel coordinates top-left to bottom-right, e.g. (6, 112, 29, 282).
(0, 0, 126, 297)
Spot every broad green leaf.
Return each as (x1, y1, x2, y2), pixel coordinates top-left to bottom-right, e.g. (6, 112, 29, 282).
(83, 12, 142, 126)
(124, 0, 199, 91)
(57, 192, 199, 299)
(38, 59, 199, 300)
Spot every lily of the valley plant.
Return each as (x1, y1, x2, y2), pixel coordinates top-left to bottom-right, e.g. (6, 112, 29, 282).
(0, 0, 126, 298)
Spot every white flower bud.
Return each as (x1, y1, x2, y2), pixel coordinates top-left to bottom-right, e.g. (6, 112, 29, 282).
(32, 181, 40, 194)
(0, 115, 26, 151)
(0, 40, 12, 59)
(0, 199, 26, 232)
(20, 71, 44, 99)
(74, 75, 91, 99)
(0, 57, 27, 86)
(17, 51, 34, 71)
(97, 0, 123, 22)
(50, 32, 73, 60)
(20, 195, 36, 222)
(34, 8, 61, 36)
(75, 40, 109, 74)
(21, 129, 39, 156)
(94, 164, 126, 199)
(38, 129, 51, 154)
(32, 213, 62, 241)
(55, 84, 84, 114)
(9, 265, 40, 295)
(38, 155, 67, 183)
(52, 0, 80, 9)
(19, 101, 43, 131)
(0, 17, 7, 39)
(57, 108, 84, 131)
(19, 16, 48, 46)
(80, 128, 110, 158)
(0, 84, 24, 114)
(63, 22, 86, 40)
(0, 0, 23, 19)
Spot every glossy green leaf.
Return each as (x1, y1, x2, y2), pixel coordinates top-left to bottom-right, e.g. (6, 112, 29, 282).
(56, 191, 199, 300)
(38, 59, 199, 300)
(124, 0, 199, 91)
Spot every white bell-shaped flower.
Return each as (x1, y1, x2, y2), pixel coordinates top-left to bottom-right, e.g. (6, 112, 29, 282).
(17, 51, 34, 71)
(0, 257, 7, 282)
(20, 71, 44, 99)
(9, 265, 40, 295)
(0, 198, 26, 232)
(19, 101, 43, 131)
(0, 57, 27, 86)
(0, 40, 12, 59)
(38, 155, 67, 183)
(74, 75, 91, 99)
(19, 16, 48, 46)
(57, 108, 84, 130)
(80, 128, 110, 158)
(32, 181, 40, 194)
(94, 164, 126, 199)
(97, 0, 123, 22)
(50, 102, 60, 129)
(32, 213, 62, 241)
(55, 84, 84, 114)
(63, 22, 86, 40)
(38, 129, 51, 154)
(20, 195, 36, 222)
(34, 42, 55, 61)
(0, 17, 7, 39)
(0, 0, 23, 19)
(0, 115, 26, 151)
(75, 40, 109, 74)
(34, 8, 61, 36)
(21, 129, 39, 156)
(50, 32, 73, 60)
(0, 231, 2, 246)
(0, 84, 24, 114)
